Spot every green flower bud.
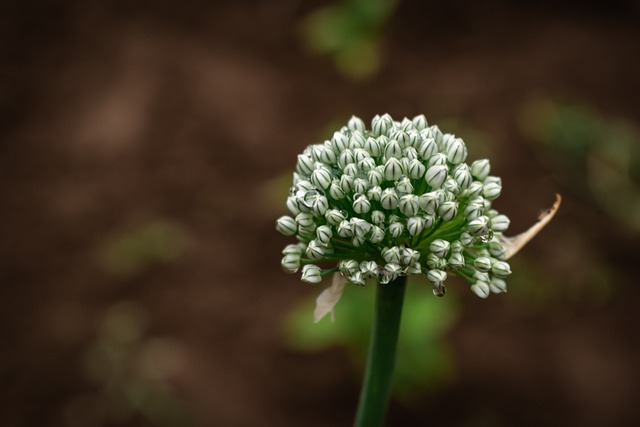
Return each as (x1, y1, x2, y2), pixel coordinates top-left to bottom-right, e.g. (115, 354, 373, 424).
(418, 138, 438, 160)
(427, 269, 447, 284)
(281, 254, 301, 273)
(407, 216, 425, 236)
(426, 253, 446, 269)
(276, 216, 297, 236)
(489, 240, 505, 259)
(490, 278, 507, 293)
(492, 261, 512, 278)
(384, 157, 403, 181)
(360, 260, 378, 279)
(446, 138, 467, 164)
(348, 115, 365, 133)
(395, 177, 414, 194)
(450, 240, 463, 253)
(301, 264, 322, 284)
(316, 225, 333, 245)
(430, 239, 450, 258)
(364, 137, 382, 156)
(470, 159, 490, 180)
(471, 282, 490, 298)
(380, 188, 399, 210)
(491, 214, 510, 232)
(337, 220, 353, 237)
(473, 256, 492, 272)
(398, 194, 420, 217)
(438, 201, 458, 221)
(425, 165, 448, 188)
(352, 235, 365, 247)
(389, 222, 405, 238)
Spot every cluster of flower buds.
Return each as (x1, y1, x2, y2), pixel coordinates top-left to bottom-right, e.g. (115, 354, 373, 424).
(276, 114, 513, 298)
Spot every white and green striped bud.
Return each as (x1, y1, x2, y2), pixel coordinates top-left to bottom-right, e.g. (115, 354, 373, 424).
(371, 210, 385, 225)
(427, 153, 447, 168)
(276, 216, 297, 236)
(349, 271, 365, 286)
(337, 149, 355, 169)
(464, 181, 484, 198)
(296, 154, 314, 176)
(464, 201, 484, 221)
(471, 281, 490, 298)
(401, 248, 420, 266)
(473, 256, 492, 272)
(343, 163, 359, 178)
(491, 214, 510, 232)
(311, 196, 329, 216)
(282, 243, 304, 256)
(398, 194, 420, 217)
(384, 140, 403, 159)
(407, 159, 426, 179)
(448, 252, 465, 268)
(446, 138, 467, 164)
(438, 201, 458, 221)
(453, 164, 472, 190)
(470, 159, 490, 180)
(369, 226, 385, 243)
(337, 220, 353, 237)
(364, 137, 382, 156)
(426, 253, 446, 269)
(427, 269, 447, 284)
(418, 138, 438, 160)
(407, 216, 425, 236)
(490, 278, 507, 294)
(380, 263, 402, 284)
(367, 168, 384, 186)
(351, 218, 372, 237)
(430, 239, 450, 258)
(311, 168, 332, 190)
(306, 240, 326, 259)
(360, 260, 378, 279)
(489, 240, 505, 259)
(349, 132, 366, 149)
(483, 181, 502, 201)
(316, 225, 333, 245)
(295, 212, 315, 228)
(281, 254, 301, 273)
(353, 178, 368, 195)
(412, 114, 428, 130)
(331, 131, 348, 153)
(320, 144, 337, 164)
(468, 216, 490, 237)
(418, 192, 439, 214)
(339, 259, 360, 276)
(358, 157, 377, 172)
(353, 148, 370, 163)
(286, 196, 300, 215)
(460, 232, 474, 246)
(492, 261, 512, 278)
(325, 209, 346, 226)
(395, 177, 414, 194)
(383, 157, 403, 181)
(301, 264, 322, 284)
(348, 115, 365, 133)
(339, 174, 355, 193)
(425, 164, 448, 188)
(329, 180, 345, 199)
(352, 235, 365, 247)
(388, 222, 405, 238)
(381, 246, 402, 264)
(443, 178, 460, 195)
(367, 186, 382, 202)
(380, 188, 399, 210)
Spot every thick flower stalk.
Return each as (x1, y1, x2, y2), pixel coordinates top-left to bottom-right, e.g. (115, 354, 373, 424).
(276, 113, 514, 298)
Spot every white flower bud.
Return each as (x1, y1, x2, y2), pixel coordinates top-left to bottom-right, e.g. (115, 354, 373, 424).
(370, 226, 385, 243)
(295, 212, 315, 228)
(389, 222, 405, 238)
(372, 114, 391, 136)
(371, 210, 385, 225)
(460, 231, 474, 246)
(489, 240, 505, 259)
(443, 178, 460, 195)
(445, 138, 467, 164)
(353, 178, 369, 195)
(329, 180, 346, 199)
(412, 114, 428, 130)
(425, 165, 448, 188)
(376, 135, 389, 151)
(407, 159, 426, 179)
(483, 181, 502, 200)
(464, 201, 484, 221)
(310, 145, 324, 162)
(400, 117, 412, 131)
(320, 144, 337, 165)
(316, 225, 333, 244)
(339, 174, 354, 192)
(492, 261, 512, 278)
(339, 259, 360, 275)
(380, 263, 402, 284)
(360, 260, 378, 278)
(281, 254, 301, 273)
(384, 140, 403, 159)
(311, 196, 329, 216)
(470, 159, 490, 180)
(418, 192, 439, 214)
(473, 256, 492, 272)
(349, 132, 366, 149)
(407, 131, 421, 148)
(332, 131, 348, 153)
(471, 282, 490, 298)
(358, 157, 377, 172)
(418, 138, 438, 160)
(364, 137, 381, 156)
(426, 253, 445, 269)
(337, 220, 353, 237)
(468, 216, 490, 236)
(464, 181, 484, 198)
(353, 195, 371, 214)
(388, 214, 401, 223)
(282, 243, 303, 256)
(438, 201, 458, 221)
(395, 177, 414, 194)
(450, 240, 463, 253)
(351, 218, 372, 237)
(427, 269, 447, 284)
(367, 186, 382, 201)
(427, 153, 447, 168)
(382, 246, 402, 264)
(384, 157, 403, 181)
(490, 278, 507, 293)
(296, 154, 314, 176)
(405, 262, 422, 275)
(276, 216, 297, 236)
(348, 115, 366, 133)
(448, 252, 465, 268)
(338, 149, 355, 169)
(349, 271, 366, 286)
(491, 214, 510, 232)
(343, 163, 359, 177)
(306, 239, 326, 259)
(298, 224, 316, 239)
(407, 216, 425, 236)
(367, 168, 384, 186)
(453, 164, 472, 190)
(380, 188, 399, 210)
(392, 131, 411, 148)
(430, 239, 450, 258)
(353, 148, 369, 163)
(311, 168, 332, 190)
(352, 235, 366, 247)
(286, 196, 301, 215)
(325, 209, 346, 226)
(301, 264, 322, 284)
(401, 248, 420, 266)
(398, 194, 420, 217)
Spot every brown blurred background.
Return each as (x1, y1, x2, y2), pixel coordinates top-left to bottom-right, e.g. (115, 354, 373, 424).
(1, 1, 640, 426)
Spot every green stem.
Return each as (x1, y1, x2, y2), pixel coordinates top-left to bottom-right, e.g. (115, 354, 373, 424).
(354, 276, 407, 427)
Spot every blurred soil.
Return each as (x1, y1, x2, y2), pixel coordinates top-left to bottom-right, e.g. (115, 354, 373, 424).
(1, 1, 640, 426)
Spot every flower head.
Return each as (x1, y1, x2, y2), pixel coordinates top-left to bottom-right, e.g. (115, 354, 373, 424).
(277, 114, 557, 298)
